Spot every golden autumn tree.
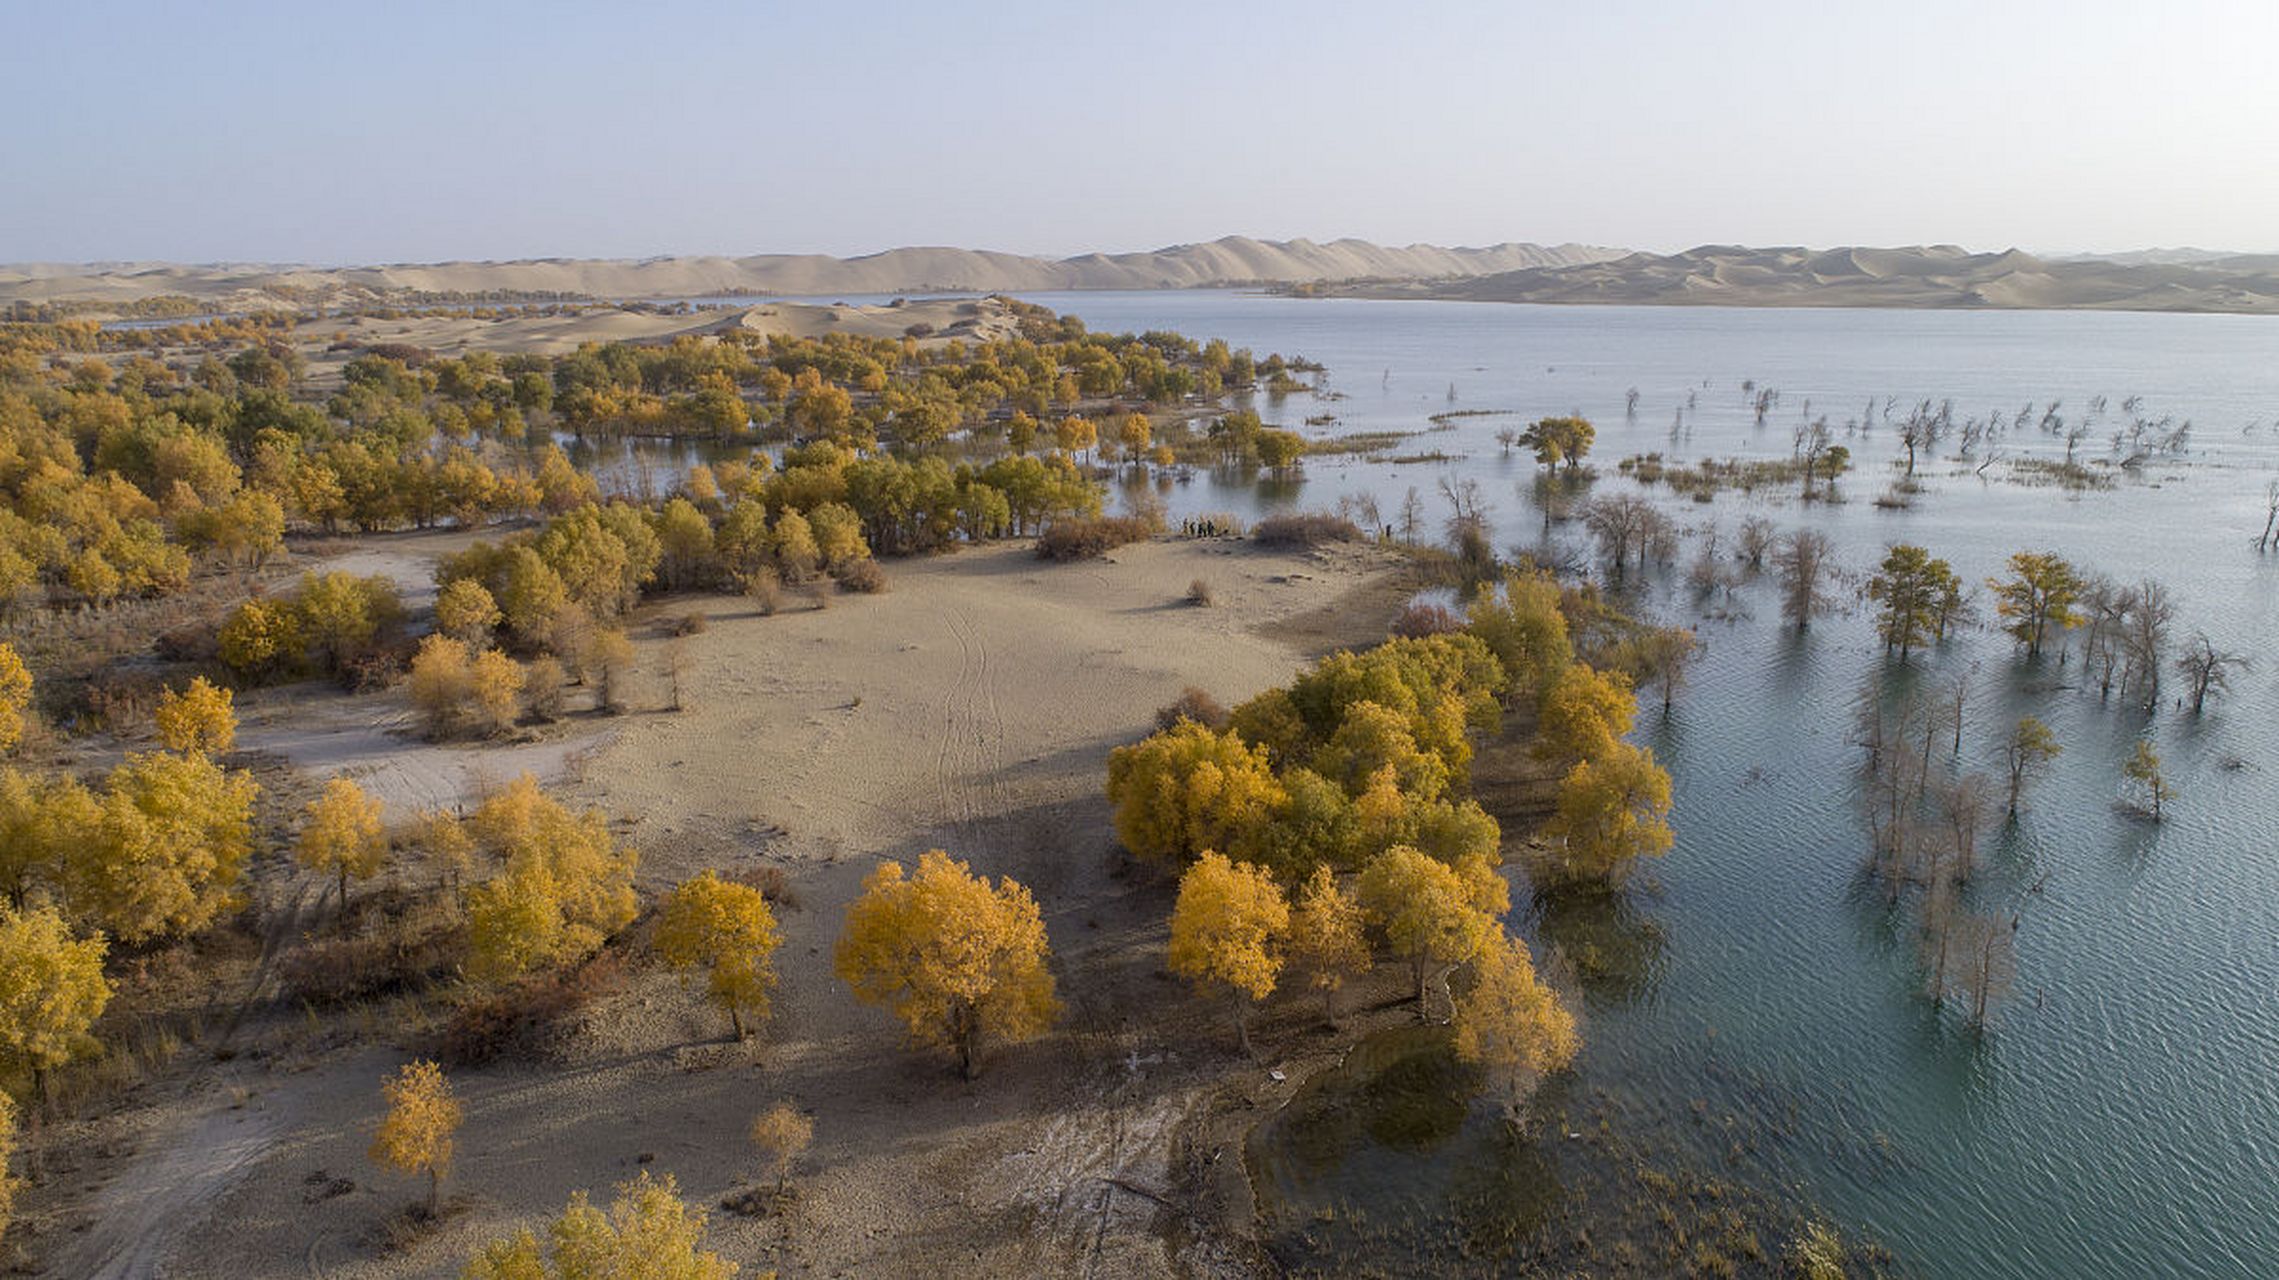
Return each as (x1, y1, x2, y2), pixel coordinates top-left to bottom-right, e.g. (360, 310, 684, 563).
(0, 643, 29, 753)
(0, 903, 112, 1098)
(1105, 720, 1285, 868)
(408, 633, 476, 738)
(435, 577, 503, 648)
(833, 850, 1059, 1079)
(154, 675, 236, 755)
(655, 872, 782, 1042)
(469, 648, 526, 736)
(749, 1102, 813, 1194)
(1535, 742, 1674, 886)
(297, 775, 388, 913)
(1534, 663, 1636, 765)
(1358, 845, 1500, 1021)
(462, 775, 637, 983)
(1287, 865, 1372, 1026)
(0, 768, 96, 908)
(370, 1059, 462, 1216)
(72, 750, 257, 944)
(1166, 851, 1289, 1052)
(1453, 934, 1580, 1116)
(462, 1172, 734, 1280)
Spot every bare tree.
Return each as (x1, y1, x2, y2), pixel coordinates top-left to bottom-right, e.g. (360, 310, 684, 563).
(2119, 580, 2173, 710)
(2175, 632, 2247, 715)
(1772, 529, 1836, 629)
(2259, 480, 2279, 553)
(1954, 911, 2018, 1031)
(1581, 495, 1658, 581)
(1736, 516, 1776, 571)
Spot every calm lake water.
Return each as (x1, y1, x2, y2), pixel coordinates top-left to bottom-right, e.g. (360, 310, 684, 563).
(1005, 292, 2279, 1278)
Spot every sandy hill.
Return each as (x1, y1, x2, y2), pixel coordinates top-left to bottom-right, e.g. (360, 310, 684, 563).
(1324, 244, 2279, 314)
(0, 237, 1620, 310)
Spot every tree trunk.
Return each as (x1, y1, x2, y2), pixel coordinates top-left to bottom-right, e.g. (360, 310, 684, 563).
(730, 1005, 746, 1042)
(1413, 956, 1429, 1021)
(427, 1166, 440, 1217)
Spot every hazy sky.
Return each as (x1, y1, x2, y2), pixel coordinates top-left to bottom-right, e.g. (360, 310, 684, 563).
(5, 0, 2276, 264)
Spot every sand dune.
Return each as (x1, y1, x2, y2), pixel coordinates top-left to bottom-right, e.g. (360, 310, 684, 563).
(291, 296, 1026, 358)
(0, 237, 1618, 310)
(1317, 244, 2279, 314)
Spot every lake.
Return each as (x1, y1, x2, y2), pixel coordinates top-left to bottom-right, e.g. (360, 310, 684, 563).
(996, 292, 2279, 1278)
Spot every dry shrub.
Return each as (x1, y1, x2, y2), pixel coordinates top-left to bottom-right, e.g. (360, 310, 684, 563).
(523, 654, 566, 721)
(730, 865, 800, 911)
(81, 669, 166, 734)
(1037, 515, 1155, 561)
(155, 619, 221, 665)
(665, 611, 709, 637)
(434, 951, 625, 1066)
(1186, 577, 1214, 606)
(745, 568, 783, 615)
(1154, 685, 1229, 732)
(279, 898, 464, 1006)
(340, 647, 406, 693)
(836, 559, 887, 594)
(1391, 600, 1465, 638)
(1252, 513, 1362, 548)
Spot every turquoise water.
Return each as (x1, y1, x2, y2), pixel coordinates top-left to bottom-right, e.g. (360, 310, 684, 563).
(1014, 293, 2279, 1278)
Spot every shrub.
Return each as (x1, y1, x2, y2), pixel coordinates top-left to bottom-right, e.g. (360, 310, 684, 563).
(277, 898, 463, 1005)
(745, 568, 783, 616)
(837, 559, 887, 594)
(434, 952, 624, 1065)
(1037, 515, 1155, 561)
(1252, 513, 1362, 548)
(1186, 577, 1214, 607)
(1154, 685, 1230, 732)
(1391, 600, 1465, 638)
(665, 611, 708, 637)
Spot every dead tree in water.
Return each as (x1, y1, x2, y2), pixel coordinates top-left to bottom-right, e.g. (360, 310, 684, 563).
(1773, 530, 1836, 630)
(2175, 633, 2246, 715)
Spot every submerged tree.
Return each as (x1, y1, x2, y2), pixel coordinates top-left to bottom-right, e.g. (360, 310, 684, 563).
(1452, 934, 1579, 1120)
(2122, 740, 2171, 821)
(2174, 632, 2247, 716)
(1773, 530, 1837, 630)
(1987, 552, 2083, 659)
(1866, 544, 1959, 661)
(2002, 717, 2062, 817)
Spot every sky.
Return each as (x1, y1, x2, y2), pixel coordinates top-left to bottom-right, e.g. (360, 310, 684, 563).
(4, 0, 2276, 265)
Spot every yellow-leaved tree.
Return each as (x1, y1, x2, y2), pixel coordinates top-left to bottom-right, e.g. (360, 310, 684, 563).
(655, 872, 782, 1042)
(1166, 851, 1289, 1052)
(750, 1102, 813, 1194)
(0, 768, 97, 908)
(297, 775, 388, 913)
(1534, 663, 1636, 766)
(1105, 720, 1285, 868)
(1535, 742, 1674, 886)
(1287, 865, 1372, 1026)
(370, 1059, 462, 1216)
(1453, 934, 1580, 1116)
(154, 676, 235, 755)
(462, 1172, 733, 1280)
(73, 750, 258, 943)
(462, 775, 636, 983)
(1358, 845, 1503, 1021)
(0, 903, 113, 1098)
(0, 643, 29, 753)
(834, 850, 1059, 1079)
(435, 577, 503, 648)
